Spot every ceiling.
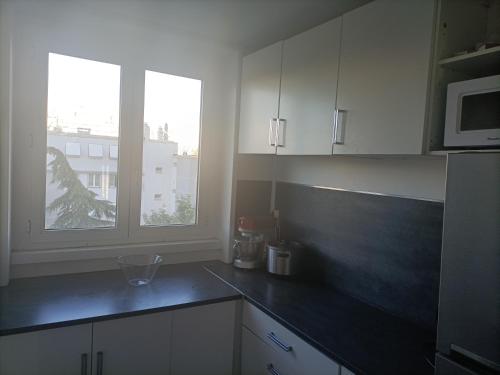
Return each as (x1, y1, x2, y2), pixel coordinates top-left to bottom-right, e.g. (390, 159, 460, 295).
(74, 0, 372, 54)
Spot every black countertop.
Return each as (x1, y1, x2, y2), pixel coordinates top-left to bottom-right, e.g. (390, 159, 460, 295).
(204, 261, 435, 375)
(0, 262, 240, 336)
(0, 260, 435, 375)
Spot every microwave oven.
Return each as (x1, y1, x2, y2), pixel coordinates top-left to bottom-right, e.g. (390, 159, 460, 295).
(444, 74, 500, 147)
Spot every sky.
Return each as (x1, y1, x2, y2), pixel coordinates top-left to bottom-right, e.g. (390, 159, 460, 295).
(47, 53, 202, 155)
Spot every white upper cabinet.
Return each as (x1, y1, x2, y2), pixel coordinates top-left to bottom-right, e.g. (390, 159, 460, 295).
(333, 0, 435, 155)
(278, 18, 341, 155)
(239, 42, 283, 154)
(238, 0, 436, 156)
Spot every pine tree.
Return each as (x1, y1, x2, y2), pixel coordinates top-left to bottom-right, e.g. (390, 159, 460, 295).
(47, 146, 116, 229)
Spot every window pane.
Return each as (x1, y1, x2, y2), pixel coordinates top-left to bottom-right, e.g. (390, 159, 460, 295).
(45, 53, 121, 230)
(88, 144, 104, 158)
(141, 71, 201, 226)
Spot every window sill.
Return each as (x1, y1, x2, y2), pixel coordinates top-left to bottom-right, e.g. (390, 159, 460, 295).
(11, 238, 221, 265)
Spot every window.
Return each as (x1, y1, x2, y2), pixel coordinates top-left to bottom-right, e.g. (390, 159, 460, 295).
(108, 173, 117, 188)
(88, 172, 102, 188)
(88, 144, 104, 158)
(65, 142, 81, 157)
(109, 145, 118, 159)
(155, 167, 163, 174)
(154, 193, 162, 200)
(140, 71, 201, 227)
(45, 53, 121, 230)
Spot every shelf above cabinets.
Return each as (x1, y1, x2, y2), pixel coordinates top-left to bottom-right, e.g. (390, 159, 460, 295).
(438, 46, 500, 76)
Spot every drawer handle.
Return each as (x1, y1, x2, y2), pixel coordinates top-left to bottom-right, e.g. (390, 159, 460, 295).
(267, 332, 293, 352)
(267, 363, 282, 375)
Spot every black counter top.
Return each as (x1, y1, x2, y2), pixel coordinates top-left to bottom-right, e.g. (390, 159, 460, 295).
(0, 262, 240, 336)
(205, 261, 435, 375)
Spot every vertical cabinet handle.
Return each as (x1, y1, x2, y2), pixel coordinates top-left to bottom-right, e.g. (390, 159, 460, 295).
(269, 118, 277, 146)
(333, 109, 346, 145)
(96, 351, 104, 375)
(80, 353, 88, 375)
(267, 363, 283, 375)
(266, 332, 293, 352)
(276, 118, 285, 147)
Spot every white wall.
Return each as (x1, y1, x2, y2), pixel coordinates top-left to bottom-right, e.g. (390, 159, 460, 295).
(236, 154, 447, 202)
(276, 155, 447, 201)
(5, 0, 240, 278)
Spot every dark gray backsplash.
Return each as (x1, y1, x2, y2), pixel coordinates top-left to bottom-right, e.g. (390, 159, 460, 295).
(234, 180, 272, 220)
(235, 180, 443, 330)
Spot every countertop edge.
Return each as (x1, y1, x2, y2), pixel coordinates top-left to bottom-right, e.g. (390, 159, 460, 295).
(0, 294, 241, 337)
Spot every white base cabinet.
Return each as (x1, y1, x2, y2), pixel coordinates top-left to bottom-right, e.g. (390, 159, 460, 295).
(241, 327, 296, 375)
(0, 301, 237, 375)
(0, 324, 92, 375)
(170, 301, 236, 375)
(92, 312, 172, 375)
(241, 301, 341, 375)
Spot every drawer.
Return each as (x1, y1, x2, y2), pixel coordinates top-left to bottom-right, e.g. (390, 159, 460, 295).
(243, 301, 340, 375)
(241, 327, 297, 375)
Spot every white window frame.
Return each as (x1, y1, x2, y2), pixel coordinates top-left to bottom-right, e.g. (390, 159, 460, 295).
(12, 43, 211, 251)
(127, 67, 209, 243)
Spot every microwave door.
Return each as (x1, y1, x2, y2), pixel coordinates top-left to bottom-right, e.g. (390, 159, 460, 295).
(444, 75, 500, 147)
(460, 90, 500, 133)
(437, 154, 500, 370)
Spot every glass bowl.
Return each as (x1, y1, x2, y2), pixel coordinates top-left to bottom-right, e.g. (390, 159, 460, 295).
(117, 254, 163, 286)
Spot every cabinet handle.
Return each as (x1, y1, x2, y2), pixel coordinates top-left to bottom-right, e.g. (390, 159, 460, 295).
(333, 109, 346, 145)
(267, 363, 282, 375)
(276, 118, 285, 147)
(269, 118, 277, 146)
(96, 351, 104, 375)
(266, 332, 293, 352)
(80, 353, 88, 375)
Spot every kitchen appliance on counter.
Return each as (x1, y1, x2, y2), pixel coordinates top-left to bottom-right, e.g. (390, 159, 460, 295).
(233, 232, 265, 269)
(232, 215, 276, 269)
(444, 74, 500, 147)
(435, 153, 500, 375)
(266, 240, 304, 276)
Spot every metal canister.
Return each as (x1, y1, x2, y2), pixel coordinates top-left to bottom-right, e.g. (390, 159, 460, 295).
(266, 241, 303, 276)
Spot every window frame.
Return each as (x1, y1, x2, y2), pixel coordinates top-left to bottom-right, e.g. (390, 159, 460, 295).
(127, 67, 210, 243)
(14, 46, 211, 250)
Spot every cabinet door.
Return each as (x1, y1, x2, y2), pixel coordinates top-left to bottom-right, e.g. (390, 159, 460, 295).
(238, 42, 282, 154)
(278, 17, 341, 155)
(0, 324, 92, 375)
(92, 312, 172, 375)
(334, 0, 435, 155)
(170, 301, 236, 375)
(241, 327, 296, 375)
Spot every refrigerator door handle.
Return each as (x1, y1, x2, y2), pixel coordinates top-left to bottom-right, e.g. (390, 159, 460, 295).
(451, 344, 500, 373)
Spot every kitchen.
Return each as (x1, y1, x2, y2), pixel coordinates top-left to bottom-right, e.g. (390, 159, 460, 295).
(0, 0, 499, 374)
